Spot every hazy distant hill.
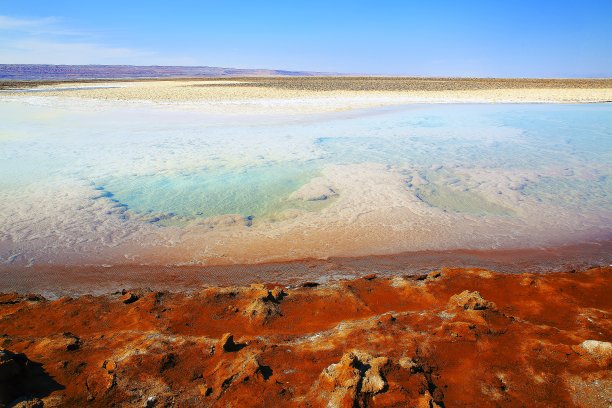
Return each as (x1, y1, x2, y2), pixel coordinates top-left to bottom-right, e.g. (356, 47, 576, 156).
(0, 64, 334, 81)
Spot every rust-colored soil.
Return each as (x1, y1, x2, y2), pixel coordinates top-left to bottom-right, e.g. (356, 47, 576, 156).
(1, 267, 610, 407)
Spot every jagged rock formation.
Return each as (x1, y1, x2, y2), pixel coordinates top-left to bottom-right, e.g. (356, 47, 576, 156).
(315, 350, 389, 407)
(242, 285, 286, 324)
(0, 266, 610, 407)
(447, 290, 496, 311)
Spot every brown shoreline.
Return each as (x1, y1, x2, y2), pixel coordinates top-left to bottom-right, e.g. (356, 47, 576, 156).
(1, 240, 609, 297)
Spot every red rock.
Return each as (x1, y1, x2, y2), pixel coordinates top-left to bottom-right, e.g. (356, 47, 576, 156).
(0, 267, 609, 407)
(315, 350, 389, 407)
(121, 291, 139, 304)
(217, 333, 247, 353)
(447, 290, 496, 311)
(102, 360, 116, 373)
(242, 287, 286, 324)
(575, 340, 612, 367)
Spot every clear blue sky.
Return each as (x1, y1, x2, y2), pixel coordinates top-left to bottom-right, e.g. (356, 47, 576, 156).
(1, 0, 611, 77)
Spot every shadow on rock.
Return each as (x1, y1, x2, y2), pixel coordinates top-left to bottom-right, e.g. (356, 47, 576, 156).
(0, 349, 64, 405)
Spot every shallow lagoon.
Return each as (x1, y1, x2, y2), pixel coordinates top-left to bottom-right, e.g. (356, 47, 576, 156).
(0, 100, 610, 265)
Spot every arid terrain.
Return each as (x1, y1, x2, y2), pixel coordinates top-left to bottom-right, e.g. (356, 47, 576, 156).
(1, 0, 611, 404)
(2, 77, 612, 112)
(1, 266, 610, 407)
(1, 75, 611, 407)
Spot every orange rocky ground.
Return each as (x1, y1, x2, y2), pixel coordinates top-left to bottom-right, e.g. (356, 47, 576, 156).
(0, 267, 610, 407)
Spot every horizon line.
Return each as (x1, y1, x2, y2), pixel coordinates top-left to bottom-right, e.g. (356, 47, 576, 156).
(1, 63, 612, 80)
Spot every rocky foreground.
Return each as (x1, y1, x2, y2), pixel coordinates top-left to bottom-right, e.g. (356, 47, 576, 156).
(0, 267, 610, 407)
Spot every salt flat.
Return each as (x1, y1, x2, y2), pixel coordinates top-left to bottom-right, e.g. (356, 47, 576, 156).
(2, 77, 612, 115)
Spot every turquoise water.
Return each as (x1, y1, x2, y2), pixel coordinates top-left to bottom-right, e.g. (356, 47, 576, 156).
(1, 103, 611, 217)
(95, 162, 320, 222)
(1, 103, 610, 216)
(0, 101, 611, 265)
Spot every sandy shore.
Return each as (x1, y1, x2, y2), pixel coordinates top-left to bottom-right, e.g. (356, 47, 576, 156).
(2, 77, 611, 115)
(1, 241, 609, 297)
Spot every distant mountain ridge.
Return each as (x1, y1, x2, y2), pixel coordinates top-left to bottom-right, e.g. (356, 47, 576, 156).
(0, 64, 336, 81)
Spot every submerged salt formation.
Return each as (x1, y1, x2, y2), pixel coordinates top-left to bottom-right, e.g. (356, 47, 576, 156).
(0, 97, 611, 266)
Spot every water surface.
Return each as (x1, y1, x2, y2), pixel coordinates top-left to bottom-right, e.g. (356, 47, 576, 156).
(0, 100, 610, 265)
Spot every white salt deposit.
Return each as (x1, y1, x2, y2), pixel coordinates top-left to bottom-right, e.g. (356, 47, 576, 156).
(0, 98, 610, 266)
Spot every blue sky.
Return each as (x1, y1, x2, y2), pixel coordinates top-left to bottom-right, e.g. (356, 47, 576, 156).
(1, 0, 611, 76)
